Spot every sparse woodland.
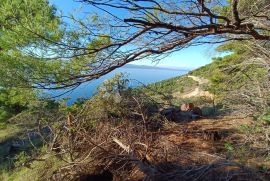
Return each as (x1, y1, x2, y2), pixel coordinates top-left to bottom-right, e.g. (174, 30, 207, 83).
(0, 0, 270, 180)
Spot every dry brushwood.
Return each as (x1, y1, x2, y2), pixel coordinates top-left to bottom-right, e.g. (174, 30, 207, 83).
(47, 89, 269, 180)
(49, 114, 268, 181)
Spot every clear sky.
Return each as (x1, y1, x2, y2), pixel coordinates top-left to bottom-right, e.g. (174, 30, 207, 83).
(49, 0, 223, 69)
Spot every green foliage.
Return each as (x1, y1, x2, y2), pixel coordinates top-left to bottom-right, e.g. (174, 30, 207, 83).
(235, 113, 270, 167)
(0, 88, 37, 122)
(261, 115, 270, 124)
(0, 0, 70, 89)
(216, 42, 248, 55)
(0, 0, 116, 89)
(0, 0, 64, 88)
(190, 40, 269, 113)
(61, 98, 87, 114)
(0, 0, 60, 49)
(95, 73, 132, 118)
(143, 75, 197, 99)
(238, 124, 264, 135)
(258, 108, 270, 125)
(98, 73, 129, 95)
(0, 154, 64, 181)
(67, 74, 132, 126)
(14, 151, 30, 168)
(224, 141, 234, 152)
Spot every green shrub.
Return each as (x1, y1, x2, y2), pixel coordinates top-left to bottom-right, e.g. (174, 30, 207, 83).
(259, 111, 270, 125)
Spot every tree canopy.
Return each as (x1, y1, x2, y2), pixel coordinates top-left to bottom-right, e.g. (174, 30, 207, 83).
(0, 0, 269, 89)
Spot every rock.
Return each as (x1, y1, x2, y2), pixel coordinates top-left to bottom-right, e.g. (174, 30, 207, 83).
(160, 108, 178, 121)
(191, 107, 202, 117)
(180, 103, 194, 111)
(78, 170, 113, 181)
(160, 108, 177, 115)
(160, 105, 202, 122)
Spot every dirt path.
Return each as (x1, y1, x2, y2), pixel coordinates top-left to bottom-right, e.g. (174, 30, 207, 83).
(132, 116, 262, 180)
(173, 75, 214, 99)
(187, 75, 209, 85)
(181, 87, 200, 98)
(155, 117, 254, 163)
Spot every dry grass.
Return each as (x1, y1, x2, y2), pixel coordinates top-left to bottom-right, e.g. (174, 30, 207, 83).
(48, 112, 269, 181)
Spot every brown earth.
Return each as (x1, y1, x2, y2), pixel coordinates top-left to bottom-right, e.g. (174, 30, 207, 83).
(172, 75, 214, 99)
(51, 109, 269, 180)
(127, 117, 270, 180)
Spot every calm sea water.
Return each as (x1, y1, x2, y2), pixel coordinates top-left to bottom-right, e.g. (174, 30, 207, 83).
(48, 66, 189, 104)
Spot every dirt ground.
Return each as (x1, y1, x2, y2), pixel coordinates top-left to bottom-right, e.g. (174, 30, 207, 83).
(146, 117, 253, 163)
(127, 116, 270, 180)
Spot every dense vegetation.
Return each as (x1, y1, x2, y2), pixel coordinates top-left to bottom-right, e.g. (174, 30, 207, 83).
(0, 0, 269, 180)
(191, 41, 269, 114)
(1, 43, 269, 179)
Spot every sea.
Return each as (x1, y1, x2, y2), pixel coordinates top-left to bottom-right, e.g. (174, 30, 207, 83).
(47, 65, 189, 104)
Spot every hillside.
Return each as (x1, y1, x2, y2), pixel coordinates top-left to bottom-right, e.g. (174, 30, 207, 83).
(0, 0, 269, 180)
(1, 60, 269, 180)
(140, 68, 217, 117)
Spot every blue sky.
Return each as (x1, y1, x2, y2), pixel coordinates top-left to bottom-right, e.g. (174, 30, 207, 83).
(132, 45, 218, 69)
(49, 0, 222, 69)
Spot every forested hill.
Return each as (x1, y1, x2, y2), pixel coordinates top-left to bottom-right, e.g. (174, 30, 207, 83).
(143, 40, 269, 116)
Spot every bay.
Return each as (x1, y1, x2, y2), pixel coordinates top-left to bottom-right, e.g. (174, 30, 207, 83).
(48, 65, 189, 104)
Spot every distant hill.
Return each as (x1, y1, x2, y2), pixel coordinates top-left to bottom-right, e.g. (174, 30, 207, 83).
(124, 64, 191, 71)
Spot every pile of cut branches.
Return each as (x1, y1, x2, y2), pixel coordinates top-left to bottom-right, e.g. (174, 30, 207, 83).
(49, 114, 267, 181)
